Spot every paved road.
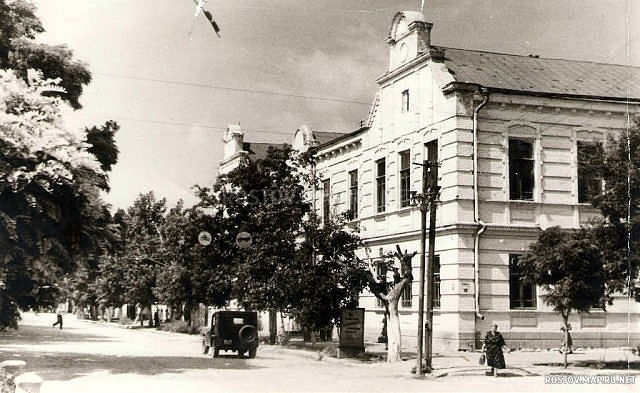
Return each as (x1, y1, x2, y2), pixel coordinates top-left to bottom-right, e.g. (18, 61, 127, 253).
(0, 312, 636, 393)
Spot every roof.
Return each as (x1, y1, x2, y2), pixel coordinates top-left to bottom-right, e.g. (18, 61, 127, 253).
(312, 127, 368, 151)
(242, 142, 286, 161)
(312, 131, 347, 145)
(442, 47, 640, 100)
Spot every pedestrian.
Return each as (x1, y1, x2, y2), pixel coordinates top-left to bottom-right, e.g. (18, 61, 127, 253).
(154, 310, 160, 328)
(560, 325, 573, 354)
(52, 313, 63, 329)
(482, 322, 508, 377)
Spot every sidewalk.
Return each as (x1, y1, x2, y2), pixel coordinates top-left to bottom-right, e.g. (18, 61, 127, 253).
(80, 317, 640, 378)
(274, 339, 639, 378)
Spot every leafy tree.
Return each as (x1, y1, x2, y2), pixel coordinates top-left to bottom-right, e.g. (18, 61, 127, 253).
(112, 192, 166, 325)
(86, 120, 120, 173)
(0, 70, 105, 328)
(209, 146, 309, 314)
(290, 213, 369, 339)
(155, 202, 234, 325)
(520, 226, 606, 367)
(363, 245, 416, 362)
(195, 145, 371, 341)
(588, 120, 640, 294)
(0, 0, 91, 109)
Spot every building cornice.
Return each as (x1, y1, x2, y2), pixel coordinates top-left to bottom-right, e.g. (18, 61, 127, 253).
(376, 47, 445, 86)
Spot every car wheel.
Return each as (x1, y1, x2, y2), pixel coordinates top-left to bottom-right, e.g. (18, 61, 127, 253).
(248, 347, 257, 359)
(238, 325, 257, 345)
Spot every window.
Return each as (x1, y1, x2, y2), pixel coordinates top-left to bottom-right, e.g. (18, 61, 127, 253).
(577, 141, 603, 203)
(322, 179, 330, 223)
(509, 254, 536, 309)
(432, 255, 441, 309)
(348, 170, 358, 219)
(376, 158, 386, 213)
(401, 89, 409, 112)
(399, 150, 411, 207)
(509, 139, 535, 200)
(401, 280, 412, 307)
(425, 140, 438, 163)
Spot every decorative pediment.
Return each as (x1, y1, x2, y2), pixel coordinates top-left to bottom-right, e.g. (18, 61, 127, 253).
(507, 123, 537, 137)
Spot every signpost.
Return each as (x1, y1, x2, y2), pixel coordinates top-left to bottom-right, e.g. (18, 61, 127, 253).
(235, 231, 252, 249)
(339, 308, 365, 356)
(198, 231, 212, 246)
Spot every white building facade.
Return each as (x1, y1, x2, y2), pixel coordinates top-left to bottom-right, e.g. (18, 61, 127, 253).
(306, 11, 640, 351)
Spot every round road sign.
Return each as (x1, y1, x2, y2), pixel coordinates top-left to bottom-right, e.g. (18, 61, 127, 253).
(198, 231, 212, 246)
(235, 231, 252, 249)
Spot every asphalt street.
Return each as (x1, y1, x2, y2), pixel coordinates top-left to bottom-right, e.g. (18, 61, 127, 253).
(0, 312, 636, 393)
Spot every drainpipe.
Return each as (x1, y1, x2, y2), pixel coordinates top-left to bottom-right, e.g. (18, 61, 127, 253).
(473, 87, 489, 321)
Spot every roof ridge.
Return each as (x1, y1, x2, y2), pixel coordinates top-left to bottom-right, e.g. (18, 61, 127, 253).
(438, 45, 640, 69)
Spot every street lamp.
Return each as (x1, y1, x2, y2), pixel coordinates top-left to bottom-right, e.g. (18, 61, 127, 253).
(411, 160, 440, 375)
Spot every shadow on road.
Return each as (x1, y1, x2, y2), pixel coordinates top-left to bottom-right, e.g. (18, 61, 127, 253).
(0, 350, 262, 381)
(0, 325, 114, 345)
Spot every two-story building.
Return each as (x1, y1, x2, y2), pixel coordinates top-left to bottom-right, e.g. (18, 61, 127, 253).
(220, 11, 640, 351)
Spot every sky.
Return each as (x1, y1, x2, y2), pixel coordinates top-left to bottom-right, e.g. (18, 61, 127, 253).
(30, 0, 639, 211)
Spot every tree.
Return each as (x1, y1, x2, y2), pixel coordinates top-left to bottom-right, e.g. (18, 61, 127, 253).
(0, 0, 91, 109)
(363, 245, 416, 362)
(86, 120, 120, 173)
(154, 202, 234, 325)
(118, 192, 166, 325)
(195, 145, 371, 342)
(0, 69, 105, 328)
(206, 146, 309, 314)
(289, 213, 369, 340)
(520, 226, 606, 368)
(588, 120, 640, 294)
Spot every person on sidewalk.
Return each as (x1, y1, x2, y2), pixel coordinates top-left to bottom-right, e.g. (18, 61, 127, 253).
(482, 322, 508, 377)
(560, 325, 573, 354)
(52, 313, 63, 329)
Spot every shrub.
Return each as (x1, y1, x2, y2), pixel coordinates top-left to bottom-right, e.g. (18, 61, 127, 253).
(158, 320, 198, 334)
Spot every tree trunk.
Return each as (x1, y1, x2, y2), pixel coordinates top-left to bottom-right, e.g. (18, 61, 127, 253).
(386, 300, 402, 362)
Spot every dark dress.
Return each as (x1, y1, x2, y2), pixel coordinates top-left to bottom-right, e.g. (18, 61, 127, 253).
(484, 331, 506, 369)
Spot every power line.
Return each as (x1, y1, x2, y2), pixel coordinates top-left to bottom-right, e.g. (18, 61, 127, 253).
(114, 115, 297, 136)
(94, 72, 371, 106)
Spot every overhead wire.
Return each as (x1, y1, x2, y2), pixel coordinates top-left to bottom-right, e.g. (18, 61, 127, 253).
(93, 72, 371, 106)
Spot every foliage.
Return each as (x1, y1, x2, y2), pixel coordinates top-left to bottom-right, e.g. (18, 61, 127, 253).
(520, 226, 606, 312)
(192, 145, 369, 336)
(86, 120, 120, 173)
(0, 0, 91, 109)
(289, 213, 369, 332)
(206, 145, 310, 312)
(589, 119, 640, 294)
(0, 70, 107, 328)
(520, 226, 606, 367)
(154, 202, 234, 322)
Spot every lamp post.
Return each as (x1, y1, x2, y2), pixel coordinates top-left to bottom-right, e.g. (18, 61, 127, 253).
(411, 160, 440, 375)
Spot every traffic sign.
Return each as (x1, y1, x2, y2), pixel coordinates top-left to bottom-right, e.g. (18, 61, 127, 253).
(235, 231, 252, 249)
(198, 231, 212, 246)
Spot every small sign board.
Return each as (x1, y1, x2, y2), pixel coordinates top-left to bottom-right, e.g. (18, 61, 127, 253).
(235, 231, 252, 249)
(339, 308, 365, 352)
(198, 231, 212, 246)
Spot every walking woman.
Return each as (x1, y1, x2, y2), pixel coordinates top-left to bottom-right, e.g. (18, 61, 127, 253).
(482, 322, 508, 376)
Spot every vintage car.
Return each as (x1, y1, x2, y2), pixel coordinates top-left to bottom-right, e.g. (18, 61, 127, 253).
(201, 311, 258, 358)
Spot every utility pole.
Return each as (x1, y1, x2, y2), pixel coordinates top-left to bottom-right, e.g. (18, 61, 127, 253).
(414, 160, 428, 376)
(425, 160, 439, 371)
(412, 159, 440, 375)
